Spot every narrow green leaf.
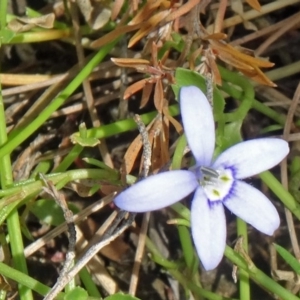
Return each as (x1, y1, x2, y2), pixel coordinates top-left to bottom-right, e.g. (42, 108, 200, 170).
(30, 199, 79, 226)
(173, 68, 225, 122)
(274, 243, 300, 274)
(104, 293, 141, 300)
(64, 287, 88, 300)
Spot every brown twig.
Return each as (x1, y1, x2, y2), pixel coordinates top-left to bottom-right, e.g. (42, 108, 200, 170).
(281, 83, 300, 261)
(231, 12, 300, 46)
(40, 174, 76, 300)
(41, 210, 135, 298)
(129, 114, 152, 295)
(24, 194, 114, 257)
(214, 0, 227, 33)
(255, 12, 300, 56)
(207, 0, 299, 33)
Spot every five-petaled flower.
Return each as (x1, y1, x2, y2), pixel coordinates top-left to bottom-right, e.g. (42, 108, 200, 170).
(114, 86, 289, 270)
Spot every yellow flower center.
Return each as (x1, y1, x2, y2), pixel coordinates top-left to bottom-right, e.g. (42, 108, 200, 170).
(200, 168, 234, 201)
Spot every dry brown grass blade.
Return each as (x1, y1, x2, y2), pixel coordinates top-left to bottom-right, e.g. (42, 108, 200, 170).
(128, 10, 170, 47)
(162, 107, 183, 134)
(206, 49, 223, 86)
(123, 79, 147, 100)
(214, 0, 227, 33)
(122, 134, 143, 177)
(165, 0, 202, 22)
(132, 0, 139, 11)
(151, 129, 164, 171)
(207, 39, 275, 86)
(203, 32, 227, 40)
(162, 116, 170, 163)
(129, 0, 165, 25)
(154, 79, 164, 113)
(123, 115, 163, 175)
(240, 65, 276, 87)
(90, 23, 142, 48)
(140, 81, 154, 108)
(8, 13, 55, 32)
(111, 58, 150, 68)
(111, 0, 125, 20)
(246, 0, 261, 11)
(0, 74, 56, 86)
(212, 41, 274, 68)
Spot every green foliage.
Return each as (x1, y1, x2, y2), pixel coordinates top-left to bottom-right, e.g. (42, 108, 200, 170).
(104, 293, 141, 300)
(64, 287, 88, 300)
(215, 120, 243, 155)
(173, 68, 225, 122)
(274, 243, 300, 275)
(30, 199, 79, 226)
(289, 157, 300, 203)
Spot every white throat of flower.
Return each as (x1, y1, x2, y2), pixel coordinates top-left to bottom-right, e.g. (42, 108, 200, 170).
(200, 166, 234, 201)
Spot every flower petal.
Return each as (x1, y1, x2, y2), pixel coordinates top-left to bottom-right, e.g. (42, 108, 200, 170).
(223, 180, 280, 235)
(191, 187, 226, 270)
(114, 170, 198, 212)
(180, 86, 215, 166)
(213, 138, 289, 179)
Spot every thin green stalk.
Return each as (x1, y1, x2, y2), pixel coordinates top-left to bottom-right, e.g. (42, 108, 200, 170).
(220, 66, 251, 300)
(0, 0, 8, 29)
(168, 268, 237, 300)
(79, 267, 101, 298)
(0, 261, 63, 299)
(219, 66, 285, 126)
(171, 134, 187, 170)
(178, 225, 198, 274)
(236, 218, 249, 300)
(0, 18, 8, 297)
(0, 93, 33, 300)
(224, 246, 300, 300)
(0, 168, 117, 199)
(170, 134, 200, 283)
(147, 237, 236, 300)
(0, 7, 33, 298)
(219, 65, 254, 123)
(260, 171, 300, 220)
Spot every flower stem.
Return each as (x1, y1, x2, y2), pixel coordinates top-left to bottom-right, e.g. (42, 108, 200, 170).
(236, 218, 250, 300)
(0, 7, 33, 299)
(225, 246, 299, 300)
(260, 171, 300, 220)
(220, 63, 253, 300)
(219, 66, 285, 126)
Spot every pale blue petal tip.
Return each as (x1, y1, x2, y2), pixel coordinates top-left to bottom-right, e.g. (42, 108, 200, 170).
(191, 188, 226, 270)
(114, 170, 198, 212)
(180, 86, 215, 166)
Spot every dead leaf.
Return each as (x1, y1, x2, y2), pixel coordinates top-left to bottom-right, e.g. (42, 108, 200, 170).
(111, 0, 125, 20)
(243, 20, 258, 31)
(76, 0, 111, 29)
(128, 10, 170, 47)
(140, 81, 154, 108)
(231, 0, 244, 17)
(123, 79, 147, 100)
(7, 13, 55, 32)
(246, 0, 261, 11)
(90, 23, 142, 48)
(154, 79, 164, 113)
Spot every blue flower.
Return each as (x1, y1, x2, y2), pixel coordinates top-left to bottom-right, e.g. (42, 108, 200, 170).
(114, 86, 289, 270)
